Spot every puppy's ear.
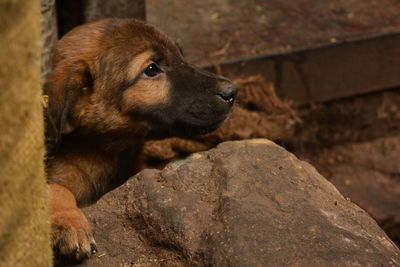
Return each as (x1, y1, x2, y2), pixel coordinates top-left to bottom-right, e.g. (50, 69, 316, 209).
(44, 61, 92, 144)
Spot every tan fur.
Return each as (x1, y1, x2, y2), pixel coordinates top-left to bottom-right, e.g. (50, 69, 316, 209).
(126, 50, 154, 80)
(49, 184, 93, 259)
(122, 77, 171, 112)
(122, 49, 171, 111)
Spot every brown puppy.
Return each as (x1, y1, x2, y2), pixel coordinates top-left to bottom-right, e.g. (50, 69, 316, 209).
(44, 18, 236, 261)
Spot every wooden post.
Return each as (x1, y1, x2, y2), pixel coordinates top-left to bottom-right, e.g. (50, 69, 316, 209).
(41, 0, 58, 87)
(0, 1, 52, 266)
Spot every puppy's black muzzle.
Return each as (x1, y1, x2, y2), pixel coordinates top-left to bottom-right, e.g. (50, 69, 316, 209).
(145, 63, 237, 138)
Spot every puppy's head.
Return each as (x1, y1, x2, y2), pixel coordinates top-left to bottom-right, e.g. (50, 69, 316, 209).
(45, 19, 236, 143)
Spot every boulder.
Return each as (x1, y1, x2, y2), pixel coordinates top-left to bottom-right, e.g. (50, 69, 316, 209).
(81, 139, 399, 266)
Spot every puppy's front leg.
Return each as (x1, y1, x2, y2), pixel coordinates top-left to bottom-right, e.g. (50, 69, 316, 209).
(48, 183, 97, 261)
(47, 148, 119, 260)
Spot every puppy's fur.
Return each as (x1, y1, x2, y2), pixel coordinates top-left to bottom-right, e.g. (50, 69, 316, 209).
(44, 18, 236, 260)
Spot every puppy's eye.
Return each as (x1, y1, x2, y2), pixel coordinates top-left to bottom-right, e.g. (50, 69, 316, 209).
(143, 63, 162, 78)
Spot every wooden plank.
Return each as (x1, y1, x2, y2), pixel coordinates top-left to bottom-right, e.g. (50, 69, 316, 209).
(210, 34, 400, 105)
(148, 0, 400, 104)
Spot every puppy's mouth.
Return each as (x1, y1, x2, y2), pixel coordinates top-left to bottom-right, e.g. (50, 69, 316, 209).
(172, 117, 227, 137)
(142, 113, 228, 139)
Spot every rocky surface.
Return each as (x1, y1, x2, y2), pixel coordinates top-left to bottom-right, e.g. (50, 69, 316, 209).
(302, 135, 400, 245)
(74, 140, 399, 267)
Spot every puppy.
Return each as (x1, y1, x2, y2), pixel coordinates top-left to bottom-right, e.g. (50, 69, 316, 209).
(44, 18, 236, 261)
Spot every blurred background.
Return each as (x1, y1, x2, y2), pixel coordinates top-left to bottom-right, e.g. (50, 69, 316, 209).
(42, 0, 400, 246)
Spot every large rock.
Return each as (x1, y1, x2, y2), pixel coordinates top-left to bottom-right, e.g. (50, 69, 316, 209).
(81, 139, 399, 266)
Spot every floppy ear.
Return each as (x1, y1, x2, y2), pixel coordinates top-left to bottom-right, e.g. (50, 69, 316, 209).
(44, 60, 92, 148)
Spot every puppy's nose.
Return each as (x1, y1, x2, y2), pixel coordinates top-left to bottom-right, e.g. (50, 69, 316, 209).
(217, 82, 237, 104)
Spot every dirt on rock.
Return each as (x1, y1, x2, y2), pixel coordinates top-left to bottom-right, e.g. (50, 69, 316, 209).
(74, 140, 400, 267)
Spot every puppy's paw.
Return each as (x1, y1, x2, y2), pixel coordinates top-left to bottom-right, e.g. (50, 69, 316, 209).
(51, 208, 97, 261)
